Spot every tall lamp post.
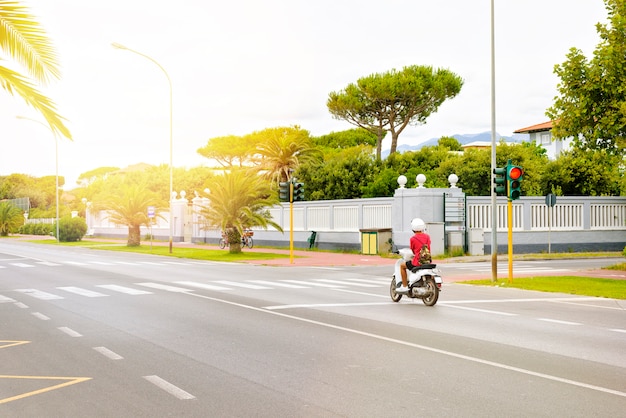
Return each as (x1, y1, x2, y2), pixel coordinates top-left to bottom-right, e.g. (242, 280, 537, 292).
(112, 42, 174, 253)
(16, 116, 59, 243)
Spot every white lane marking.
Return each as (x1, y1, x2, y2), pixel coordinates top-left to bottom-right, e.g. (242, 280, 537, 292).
(440, 297, 602, 304)
(610, 329, 626, 334)
(189, 292, 626, 399)
(136, 282, 194, 293)
(444, 305, 518, 316)
(214, 281, 270, 290)
(32, 312, 50, 320)
(90, 261, 114, 265)
(64, 261, 87, 266)
(57, 287, 108, 297)
(0, 265, 5, 269)
(36, 261, 61, 266)
(265, 302, 391, 310)
(143, 375, 195, 400)
(96, 285, 152, 295)
(15, 289, 63, 300)
(283, 280, 345, 288)
(316, 279, 379, 288)
(0, 294, 16, 303)
(175, 281, 231, 291)
(93, 346, 124, 360)
(137, 261, 164, 265)
(537, 318, 582, 326)
(162, 261, 188, 265)
(250, 280, 309, 289)
(58, 327, 82, 337)
(10, 263, 34, 268)
(115, 261, 140, 265)
(14, 302, 28, 309)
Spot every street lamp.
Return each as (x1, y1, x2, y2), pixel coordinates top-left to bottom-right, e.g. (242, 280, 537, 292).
(16, 116, 59, 243)
(112, 42, 174, 253)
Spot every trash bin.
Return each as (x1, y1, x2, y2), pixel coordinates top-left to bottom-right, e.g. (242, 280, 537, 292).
(307, 231, 317, 249)
(359, 228, 392, 255)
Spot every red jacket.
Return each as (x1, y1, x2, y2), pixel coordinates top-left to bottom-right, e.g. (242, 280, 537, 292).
(409, 232, 431, 265)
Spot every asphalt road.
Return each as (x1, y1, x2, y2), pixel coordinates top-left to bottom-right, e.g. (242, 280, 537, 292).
(1, 241, 625, 417)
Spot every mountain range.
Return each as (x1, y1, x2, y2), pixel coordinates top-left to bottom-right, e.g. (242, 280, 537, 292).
(383, 131, 530, 158)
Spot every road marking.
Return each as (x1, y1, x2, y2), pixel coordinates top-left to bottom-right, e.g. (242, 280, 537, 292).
(265, 302, 390, 310)
(537, 318, 582, 325)
(57, 286, 108, 297)
(316, 279, 380, 288)
(439, 297, 602, 304)
(137, 261, 164, 265)
(443, 305, 518, 316)
(14, 302, 28, 309)
(32, 312, 50, 321)
(0, 294, 16, 303)
(136, 282, 194, 293)
(93, 346, 124, 360)
(250, 280, 309, 288)
(0, 340, 30, 349)
(10, 263, 34, 268)
(58, 327, 82, 337)
(189, 292, 626, 400)
(15, 289, 63, 300)
(283, 280, 345, 288)
(175, 281, 231, 291)
(143, 375, 195, 400)
(36, 261, 61, 266)
(90, 261, 114, 265)
(96, 285, 152, 295)
(0, 376, 91, 405)
(64, 261, 87, 266)
(214, 281, 270, 289)
(610, 329, 626, 334)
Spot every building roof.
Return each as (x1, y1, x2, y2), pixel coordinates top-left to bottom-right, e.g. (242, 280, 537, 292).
(514, 121, 553, 134)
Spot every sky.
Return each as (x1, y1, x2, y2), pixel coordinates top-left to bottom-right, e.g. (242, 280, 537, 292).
(0, 0, 609, 189)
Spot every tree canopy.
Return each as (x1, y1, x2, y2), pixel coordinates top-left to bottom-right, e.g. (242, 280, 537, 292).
(327, 65, 463, 159)
(547, 0, 626, 156)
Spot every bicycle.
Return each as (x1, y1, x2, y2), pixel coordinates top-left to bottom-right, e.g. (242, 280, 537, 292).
(219, 230, 254, 249)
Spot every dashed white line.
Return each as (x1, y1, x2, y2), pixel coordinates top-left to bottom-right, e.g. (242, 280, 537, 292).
(93, 346, 124, 360)
(537, 318, 582, 326)
(96, 285, 152, 295)
(143, 375, 195, 400)
(32, 312, 50, 320)
(58, 327, 82, 337)
(136, 282, 193, 293)
(57, 286, 108, 297)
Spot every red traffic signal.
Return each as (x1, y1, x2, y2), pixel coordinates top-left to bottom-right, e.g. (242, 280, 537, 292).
(506, 162, 523, 200)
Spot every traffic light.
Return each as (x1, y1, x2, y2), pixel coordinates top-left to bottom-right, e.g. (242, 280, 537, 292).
(493, 167, 507, 196)
(293, 182, 305, 201)
(507, 163, 523, 200)
(279, 182, 290, 202)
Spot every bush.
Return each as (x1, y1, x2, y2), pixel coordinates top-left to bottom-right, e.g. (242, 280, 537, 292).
(19, 223, 54, 236)
(53, 216, 87, 242)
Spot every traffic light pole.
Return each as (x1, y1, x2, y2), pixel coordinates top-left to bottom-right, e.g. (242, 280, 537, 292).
(289, 181, 294, 264)
(507, 199, 513, 283)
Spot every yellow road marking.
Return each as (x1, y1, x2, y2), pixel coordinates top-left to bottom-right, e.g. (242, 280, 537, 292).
(0, 340, 30, 349)
(0, 376, 92, 404)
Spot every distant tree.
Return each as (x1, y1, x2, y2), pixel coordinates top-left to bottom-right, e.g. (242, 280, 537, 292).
(313, 128, 377, 151)
(437, 136, 463, 151)
(0, 201, 23, 236)
(76, 167, 120, 187)
(541, 148, 622, 196)
(327, 65, 463, 159)
(197, 134, 258, 167)
(547, 0, 626, 156)
(92, 182, 164, 246)
(0, 1, 71, 139)
(252, 126, 322, 185)
(197, 169, 282, 253)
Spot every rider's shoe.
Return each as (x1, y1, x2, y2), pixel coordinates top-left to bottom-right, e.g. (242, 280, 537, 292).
(396, 285, 409, 293)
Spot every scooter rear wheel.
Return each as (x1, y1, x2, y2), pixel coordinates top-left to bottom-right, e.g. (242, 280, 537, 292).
(390, 277, 402, 302)
(219, 238, 227, 249)
(422, 277, 439, 306)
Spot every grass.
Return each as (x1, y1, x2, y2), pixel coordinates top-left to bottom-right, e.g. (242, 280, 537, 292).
(460, 276, 626, 299)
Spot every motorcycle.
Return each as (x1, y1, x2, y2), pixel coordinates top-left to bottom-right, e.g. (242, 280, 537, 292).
(390, 248, 443, 306)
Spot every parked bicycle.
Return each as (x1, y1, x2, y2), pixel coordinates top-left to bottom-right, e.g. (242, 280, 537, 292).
(219, 229, 254, 249)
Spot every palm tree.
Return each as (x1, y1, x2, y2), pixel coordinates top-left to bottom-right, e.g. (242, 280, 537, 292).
(0, 1, 71, 139)
(92, 183, 163, 246)
(198, 169, 283, 253)
(0, 201, 23, 236)
(253, 126, 322, 184)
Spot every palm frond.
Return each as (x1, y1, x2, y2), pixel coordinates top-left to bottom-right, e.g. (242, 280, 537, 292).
(0, 0, 61, 83)
(0, 63, 71, 139)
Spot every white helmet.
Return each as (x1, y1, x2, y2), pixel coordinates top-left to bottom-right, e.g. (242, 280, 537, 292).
(410, 218, 426, 232)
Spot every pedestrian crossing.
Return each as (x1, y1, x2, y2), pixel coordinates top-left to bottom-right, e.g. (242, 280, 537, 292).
(0, 278, 389, 302)
(0, 259, 210, 270)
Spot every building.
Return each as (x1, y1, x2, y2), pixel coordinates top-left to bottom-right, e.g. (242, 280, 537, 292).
(514, 121, 572, 160)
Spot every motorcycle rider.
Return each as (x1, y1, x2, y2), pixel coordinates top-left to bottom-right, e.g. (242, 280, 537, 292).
(397, 218, 432, 293)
